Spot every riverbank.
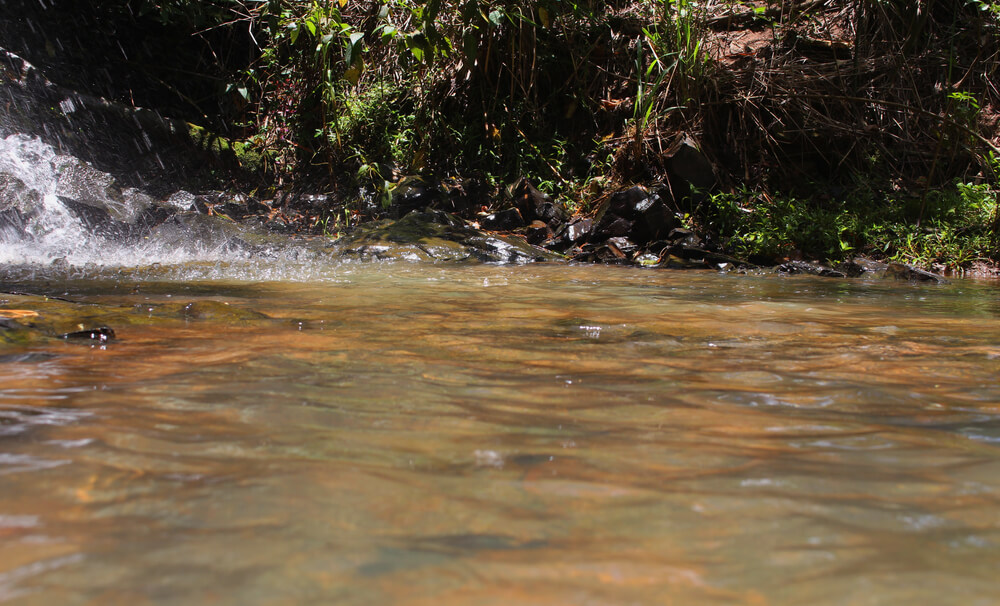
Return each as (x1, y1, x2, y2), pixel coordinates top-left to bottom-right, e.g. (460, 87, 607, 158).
(2, 1, 998, 274)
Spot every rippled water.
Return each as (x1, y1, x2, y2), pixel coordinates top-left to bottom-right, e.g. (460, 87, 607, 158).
(2, 264, 1000, 604)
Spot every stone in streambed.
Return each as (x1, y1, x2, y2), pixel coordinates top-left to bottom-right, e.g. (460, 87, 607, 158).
(886, 263, 947, 283)
(59, 326, 115, 342)
(776, 260, 847, 278)
(336, 210, 563, 264)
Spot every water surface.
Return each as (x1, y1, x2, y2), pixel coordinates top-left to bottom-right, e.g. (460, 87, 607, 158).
(2, 264, 999, 604)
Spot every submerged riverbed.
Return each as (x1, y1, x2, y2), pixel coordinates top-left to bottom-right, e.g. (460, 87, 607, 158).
(2, 263, 1000, 604)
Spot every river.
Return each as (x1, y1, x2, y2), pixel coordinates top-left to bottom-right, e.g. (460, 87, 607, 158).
(2, 262, 1000, 604)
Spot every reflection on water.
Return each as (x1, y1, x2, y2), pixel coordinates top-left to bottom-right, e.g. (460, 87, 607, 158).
(1, 265, 1000, 604)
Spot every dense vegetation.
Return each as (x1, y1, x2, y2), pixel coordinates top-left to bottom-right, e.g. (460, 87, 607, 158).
(4, 0, 999, 271)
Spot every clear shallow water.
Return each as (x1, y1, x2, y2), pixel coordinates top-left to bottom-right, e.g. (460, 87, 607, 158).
(1, 263, 1000, 605)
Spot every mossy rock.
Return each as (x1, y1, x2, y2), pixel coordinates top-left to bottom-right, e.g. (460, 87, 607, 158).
(335, 210, 565, 264)
(186, 124, 268, 174)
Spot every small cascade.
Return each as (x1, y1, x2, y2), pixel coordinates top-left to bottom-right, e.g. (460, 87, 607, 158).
(0, 46, 311, 280)
(0, 134, 106, 263)
(0, 133, 292, 277)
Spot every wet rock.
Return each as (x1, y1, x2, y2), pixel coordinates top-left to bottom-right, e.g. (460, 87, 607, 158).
(51, 156, 129, 215)
(837, 257, 889, 277)
(336, 209, 563, 264)
(776, 260, 847, 278)
(59, 326, 115, 342)
(439, 177, 482, 215)
(0, 317, 42, 346)
(606, 236, 639, 257)
(479, 208, 524, 231)
(162, 190, 198, 212)
(571, 240, 633, 265)
(593, 215, 633, 239)
(180, 301, 270, 323)
(659, 245, 752, 270)
(0, 207, 30, 239)
(547, 217, 593, 250)
(0, 173, 42, 217)
(565, 218, 593, 243)
(144, 212, 296, 256)
(592, 242, 631, 264)
(209, 193, 271, 220)
(391, 179, 439, 216)
(887, 262, 947, 283)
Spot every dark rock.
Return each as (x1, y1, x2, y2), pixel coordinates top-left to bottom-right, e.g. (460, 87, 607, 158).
(0, 173, 42, 215)
(0, 318, 23, 331)
(606, 237, 639, 256)
(886, 263, 947, 283)
(437, 177, 481, 215)
(391, 180, 439, 216)
(191, 195, 211, 214)
(479, 208, 524, 231)
(566, 218, 593, 243)
(666, 227, 702, 248)
(525, 220, 552, 245)
(592, 186, 676, 244)
(512, 179, 564, 227)
(57, 196, 145, 241)
(665, 135, 716, 190)
(659, 254, 709, 269)
(214, 194, 271, 220)
(659, 245, 753, 270)
(607, 186, 651, 215)
(59, 326, 115, 342)
(776, 260, 847, 278)
(593, 242, 631, 264)
(838, 257, 889, 277)
(593, 215, 633, 239)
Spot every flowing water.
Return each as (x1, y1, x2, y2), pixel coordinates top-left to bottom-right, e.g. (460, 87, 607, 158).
(3, 110, 1000, 604)
(2, 263, 1000, 605)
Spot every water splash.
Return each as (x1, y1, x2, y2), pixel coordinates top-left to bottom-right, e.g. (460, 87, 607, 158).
(0, 134, 320, 279)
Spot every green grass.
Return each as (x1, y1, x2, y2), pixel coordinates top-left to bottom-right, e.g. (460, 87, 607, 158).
(701, 182, 999, 270)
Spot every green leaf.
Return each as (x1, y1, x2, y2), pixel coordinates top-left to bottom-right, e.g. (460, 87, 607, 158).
(345, 31, 365, 66)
